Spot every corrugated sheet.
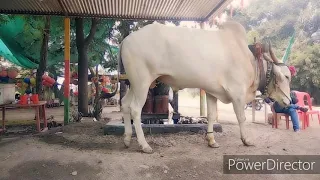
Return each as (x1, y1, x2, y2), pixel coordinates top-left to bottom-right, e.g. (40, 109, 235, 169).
(0, 0, 232, 21)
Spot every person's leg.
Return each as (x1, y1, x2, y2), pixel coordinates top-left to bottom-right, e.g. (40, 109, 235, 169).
(288, 104, 299, 109)
(289, 104, 308, 112)
(283, 108, 300, 131)
(274, 104, 285, 113)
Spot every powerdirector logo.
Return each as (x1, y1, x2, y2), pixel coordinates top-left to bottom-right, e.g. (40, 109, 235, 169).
(223, 155, 320, 174)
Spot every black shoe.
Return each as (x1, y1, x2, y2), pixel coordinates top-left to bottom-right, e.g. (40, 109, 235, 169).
(300, 107, 308, 112)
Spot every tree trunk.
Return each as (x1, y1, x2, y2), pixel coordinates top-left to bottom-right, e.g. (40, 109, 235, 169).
(118, 21, 131, 107)
(36, 16, 50, 100)
(75, 18, 99, 116)
(77, 45, 89, 115)
(94, 65, 99, 105)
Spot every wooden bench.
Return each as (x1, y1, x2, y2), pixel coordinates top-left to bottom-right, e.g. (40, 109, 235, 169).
(0, 101, 48, 133)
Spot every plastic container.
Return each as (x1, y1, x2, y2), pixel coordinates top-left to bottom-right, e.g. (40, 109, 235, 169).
(19, 95, 28, 105)
(142, 95, 154, 114)
(0, 83, 16, 105)
(154, 95, 169, 114)
(31, 94, 39, 104)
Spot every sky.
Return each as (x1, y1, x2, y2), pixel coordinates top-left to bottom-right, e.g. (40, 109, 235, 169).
(174, 0, 252, 30)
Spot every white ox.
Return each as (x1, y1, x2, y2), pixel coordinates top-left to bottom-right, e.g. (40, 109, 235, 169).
(118, 21, 292, 153)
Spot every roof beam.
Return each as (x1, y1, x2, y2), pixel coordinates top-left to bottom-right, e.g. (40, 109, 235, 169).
(57, 0, 68, 16)
(0, 0, 232, 22)
(0, 11, 203, 21)
(203, 0, 227, 21)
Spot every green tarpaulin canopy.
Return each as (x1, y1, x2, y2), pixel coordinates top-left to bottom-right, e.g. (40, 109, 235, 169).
(0, 16, 39, 69)
(0, 15, 119, 70)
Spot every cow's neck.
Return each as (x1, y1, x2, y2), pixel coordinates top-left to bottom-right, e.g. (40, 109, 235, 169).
(254, 59, 273, 97)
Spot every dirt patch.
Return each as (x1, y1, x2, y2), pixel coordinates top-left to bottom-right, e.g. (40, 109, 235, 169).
(1, 121, 320, 180)
(1, 92, 320, 180)
(1, 160, 101, 180)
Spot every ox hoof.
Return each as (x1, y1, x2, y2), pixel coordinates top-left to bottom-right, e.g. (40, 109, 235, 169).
(209, 142, 220, 148)
(142, 146, 154, 154)
(124, 138, 131, 148)
(241, 138, 255, 146)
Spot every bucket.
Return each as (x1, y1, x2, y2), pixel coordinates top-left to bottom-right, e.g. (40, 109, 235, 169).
(0, 83, 16, 105)
(142, 95, 154, 114)
(19, 95, 28, 105)
(31, 94, 39, 104)
(154, 95, 169, 114)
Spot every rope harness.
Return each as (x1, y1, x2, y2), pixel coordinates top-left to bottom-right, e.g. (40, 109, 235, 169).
(249, 42, 273, 98)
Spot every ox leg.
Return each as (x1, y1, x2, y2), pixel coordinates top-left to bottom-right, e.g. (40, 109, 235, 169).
(206, 94, 219, 148)
(232, 98, 254, 146)
(121, 89, 133, 147)
(130, 86, 153, 153)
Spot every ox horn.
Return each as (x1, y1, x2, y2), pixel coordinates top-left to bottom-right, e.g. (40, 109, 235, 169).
(268, 42, 280, 63)
(263, 53, 274, 63)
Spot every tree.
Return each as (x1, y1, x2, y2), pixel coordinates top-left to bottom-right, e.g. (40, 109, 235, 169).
(1, 15, 117, 108)
(36, 16, 50, 100)
(0, 14, 52, 98)
(75, 18, 99, 116)
(232, 0, 320, 103)
(291, 44, 320, 103)
(75, 18, 116, 116)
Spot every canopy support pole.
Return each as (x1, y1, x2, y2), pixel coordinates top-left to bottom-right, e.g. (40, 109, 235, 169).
(64, 17, 70, 125)
(200, 22, 206, 117)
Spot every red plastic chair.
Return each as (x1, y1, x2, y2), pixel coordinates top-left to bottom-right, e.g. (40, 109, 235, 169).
(293, 91, 320, 127)
(270, 91, 308, 130)
(271, 105, 307, 130)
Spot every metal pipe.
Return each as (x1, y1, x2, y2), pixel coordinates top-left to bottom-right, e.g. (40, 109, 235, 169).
(200, 22, 206, 117)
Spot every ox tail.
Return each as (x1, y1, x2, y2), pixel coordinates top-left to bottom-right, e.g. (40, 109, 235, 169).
(100, 43, 123, 99)
(116, 42, 123, 91)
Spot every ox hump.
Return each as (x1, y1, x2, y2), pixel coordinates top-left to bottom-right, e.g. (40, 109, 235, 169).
(220, 21, 247, 36)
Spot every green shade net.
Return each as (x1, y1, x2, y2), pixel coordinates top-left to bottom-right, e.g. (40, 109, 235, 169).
(0, 16, 39, 69)
(0, 15, 118, 70)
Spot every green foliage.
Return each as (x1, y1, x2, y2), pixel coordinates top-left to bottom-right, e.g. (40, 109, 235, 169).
(0, 14, 117, 75)
(247, 30, 260, 44)
(291, 44, 320, 96)
(234, 0, 320, 104)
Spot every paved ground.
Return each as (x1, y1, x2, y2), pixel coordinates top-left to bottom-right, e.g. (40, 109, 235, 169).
(1, 89, 320, 180)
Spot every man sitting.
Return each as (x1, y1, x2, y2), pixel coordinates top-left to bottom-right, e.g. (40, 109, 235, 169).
(265, 91, 308, 132)
(265, 65, 308, 132)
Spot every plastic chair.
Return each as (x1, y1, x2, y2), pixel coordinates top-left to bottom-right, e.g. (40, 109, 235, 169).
(293, 91, 320, 127)
(271, 105, 307, 130)
(271, 105, 289, 129)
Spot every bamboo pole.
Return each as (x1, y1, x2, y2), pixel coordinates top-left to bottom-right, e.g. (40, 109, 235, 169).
(64, 17, 71, 124)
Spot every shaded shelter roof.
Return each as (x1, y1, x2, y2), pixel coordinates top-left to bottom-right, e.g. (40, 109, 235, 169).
(0, 0, 233, 21)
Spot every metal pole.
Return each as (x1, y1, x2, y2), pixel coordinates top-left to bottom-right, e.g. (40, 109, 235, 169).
(199, 22, 206, 117)
(252, 100, 256, 122)
(264, 101, 268, 123)
(64, 17, 70, 125)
